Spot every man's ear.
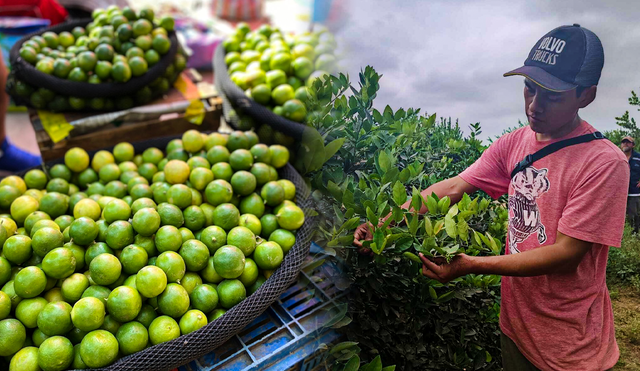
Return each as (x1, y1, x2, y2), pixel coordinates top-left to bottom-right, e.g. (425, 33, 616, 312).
(578, 86, 597, 108)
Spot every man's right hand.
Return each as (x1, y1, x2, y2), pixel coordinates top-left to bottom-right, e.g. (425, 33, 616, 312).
(353, 222, 375, 248)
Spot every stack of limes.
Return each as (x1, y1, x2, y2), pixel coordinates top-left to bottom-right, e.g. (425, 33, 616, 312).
(12, 5, 187, 112)
(222, 22, 338, 126)
(0, 129, 305, 370)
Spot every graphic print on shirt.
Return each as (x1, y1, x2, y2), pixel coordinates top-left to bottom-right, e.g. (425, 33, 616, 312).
(508, 166, 550, 254)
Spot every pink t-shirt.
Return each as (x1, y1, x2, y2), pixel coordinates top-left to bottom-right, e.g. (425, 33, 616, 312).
(459, 120, 628, 371)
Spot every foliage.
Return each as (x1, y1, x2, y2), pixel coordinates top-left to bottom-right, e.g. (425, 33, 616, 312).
(605, 88, 640, 145)
(306, 67, 508, 370)
(488, 120, 528, 144)
(608, 224, 640, 291)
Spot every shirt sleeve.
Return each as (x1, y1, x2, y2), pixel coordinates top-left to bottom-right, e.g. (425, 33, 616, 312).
(459, 135, 511, 199)
(557, 159, 629, 247)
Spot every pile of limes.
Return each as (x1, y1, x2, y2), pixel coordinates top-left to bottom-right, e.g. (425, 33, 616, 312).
(12, 5, 186, 111)
(223, 22, 338, 124)
(0, 129, 306, 370)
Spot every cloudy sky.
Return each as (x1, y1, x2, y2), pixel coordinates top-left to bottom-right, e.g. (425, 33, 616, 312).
(328, 0, 640, 141)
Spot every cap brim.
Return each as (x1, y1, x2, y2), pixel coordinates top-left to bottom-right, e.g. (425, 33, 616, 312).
(504, 65, 578, 92)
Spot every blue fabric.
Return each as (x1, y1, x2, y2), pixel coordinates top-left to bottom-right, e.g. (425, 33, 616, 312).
(312, 0, 334, 23)
(0, 137, 41, 172)
(628, 150, 640, 195)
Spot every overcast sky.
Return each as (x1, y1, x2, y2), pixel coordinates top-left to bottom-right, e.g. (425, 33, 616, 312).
(329, 0, 640, 141)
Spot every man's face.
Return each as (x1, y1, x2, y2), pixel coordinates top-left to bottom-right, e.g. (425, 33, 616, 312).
(523, 79, 583, 134)
(621, 140, 635, 152)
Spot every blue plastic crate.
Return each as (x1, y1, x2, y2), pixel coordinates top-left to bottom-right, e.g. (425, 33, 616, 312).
(174, 243, 347, 371)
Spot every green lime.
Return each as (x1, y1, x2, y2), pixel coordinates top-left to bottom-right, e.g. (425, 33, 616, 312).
(71, 343, 86, 369)
(231, 171, 257, 196)
(211, 162, 233, 182)
(149, 315, 180, 345)
(129, 56, 148, 76)
(73, 198, 101, 221)
(66, 327, 88, 345)
(277, 179, 296, 201)
(81, 285, 110, 308)
(190, 284, 218, 313)
(135, 304, 157, 328)
(71, 296, 105, 331)
(158, 202, 184, 227)
(239, 258, 259, 287)
(250, 144, 272, 164)
(206, 146, 230, 166)
(213, 245, 245, 279)
(79, 330, 118, 368)
(156, 251, 186, 283)
(9, 346, 39, 371)
(158, 283, 189, 318)
(111, 62, 131, 82)
(107, 285, 141, 322)
(127, 175, 149, 190)
(200, 257, 223, 284)
(100, 314, 121, 335)
(42, 248, 76, 279)
(179, 309, 207, 334)
(130, 183, 153, 200)
(136, 265, 167, 298)
(98, 163, 121, 183)
(189, 167, 214, 191)
(180, 272, 202, 295)
(104, 180, 128, 198)
(183, 205, 205, 231)
(269, 145, 290, 168)
(116, 321, 148, 355)
(229, 149, 254, 171)
(0, 318, 26, 356)
(119, 245, 148, 275)
(11, 195, 39, 226)
(204, 180, 233, 206)
(37, 301, 73, 336)
(32, 328, 50, 347)
(168, 184, 193, 209)
(276, 204, 305, 230)
(15, 297, 48, 328)
(254, 241, 283, 270)
(201, 203, 215, 227)
(65, 242, 86, 272)
(138, 163, 158, 181)
(152, 170, 166, 183)
(131, 207, 160, 236)
(131, 198, 157, 214)
(24, 169, 47, 190)
(69, 217, 99, 245)
(3, 235, 33, 265)
(106, 220, 134, 249)
(164, 160, 190, 185)
(0, 291, 10, 320)
(208, 308, 227, 322)
(179, 240, 210, 272)
(1, 280, 22, 311)
(14, 266, 46, 298)
(213, 203, 240, 231)
(54, 215, 74, 231)
(199, 225, 227, 255)
(239, 214, 262, 236)
(217, 279, 246, 309)
(155, 225, 182, 253)
(153, 182, 171, 204)
(226, 131, 250, 151)
(38, 192, 69, 218)
(38, 335, 74, 371)
(61, 273, 90, 303)
(152, 34, 171, 54)
(182, 130, 204, 153)
(84, 242, 113, 267)
(239, 193, 265, 218)
(227, 226, 256, 256)
(89, 253, 121, 285)
(180, 227, 195, 242)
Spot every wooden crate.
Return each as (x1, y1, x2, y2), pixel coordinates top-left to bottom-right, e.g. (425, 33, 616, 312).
(28, 71, 223, 161)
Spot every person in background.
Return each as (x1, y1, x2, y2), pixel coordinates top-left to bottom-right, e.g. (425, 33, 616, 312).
(0, 52, 42, 172)
(621, 136, 640, 234)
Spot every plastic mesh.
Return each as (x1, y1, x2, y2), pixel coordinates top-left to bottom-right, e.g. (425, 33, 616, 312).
(8, 19, 178, 99)
(213, 43, 308, 141)
(17, 135, 316, 371)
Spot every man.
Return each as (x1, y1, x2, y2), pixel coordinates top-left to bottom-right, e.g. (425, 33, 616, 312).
(621, 136, 640, 233)
(354, 24, 627, 371)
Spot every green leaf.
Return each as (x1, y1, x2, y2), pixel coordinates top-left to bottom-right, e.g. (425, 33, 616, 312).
(447, 204, 459, 218)
(411, 187, 422, 213)
(457, 219, 469, 242)
(344, 355, 361, 371)
(324, 303, 348, 328)
(330, 341, 359, 354)
(426, 194, 438, 215)
(444, 214, 457, 238)
(399, 168, 411, 183)
(382, 366, 396, 371)
(366, 207, 378, 227)
(378, 151, 391, 173)
(435, 290, 456, 303)
(301, 127, 326, 173)
(343, 189, 354, 209)
(361, 355, 382, 371)
(381, 167, 399, 185)
(396, 237, 413, 251)
(429, 286, 438, 300)
(372, 229, 386, 254)
(324, 137, 346, 163)
(327, 181, 343, 203)
(434, 220, 444, 235)
(438, 196, 451, 214)
(392, 206, 404, 223)
(408, 214, 420, 236)
(424, 216, 433, 236)
(403, 251, 421, 263)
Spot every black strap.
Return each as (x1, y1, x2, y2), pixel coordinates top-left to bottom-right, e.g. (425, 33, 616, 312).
(510, 131, 606, 178)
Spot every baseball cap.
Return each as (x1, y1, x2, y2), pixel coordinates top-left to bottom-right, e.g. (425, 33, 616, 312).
(622, 136, 635, 144)
(504, 24, 604, 92)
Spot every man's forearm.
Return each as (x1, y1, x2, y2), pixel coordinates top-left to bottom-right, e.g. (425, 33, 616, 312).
(464, 243, 587, 277)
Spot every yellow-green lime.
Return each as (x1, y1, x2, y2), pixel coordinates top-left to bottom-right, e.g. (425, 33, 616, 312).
(64, 147, 90, 173)
(38, 336, 74, 371)
(206, 145, 230, 165)
(167, 184, 192, 209)
(254, 241, 283, 270)
(149, 315, 180, 345)
(240, 193, 265, 218)
(239, 258, 259, 287)
(11, 195, 39, 225)
(213, 245, 245, 279)
(79, 330, 119, 368)
(276, 204, 305, 230)
(107, 285, 141, 322)
(15, 297, 48, 328)
(227, 226, 256, 256)
(158, 283, 189, 318)
(261, 181, 285, 207)
(37, 301, 73, 336)
(9, 346, 39, 371)
(190, 284, 218, 313)
(189, 167, 214, 191)
(164, 160, 190, 184)
(180, 272, 202, 295)
(73, 198, 101, 221)
(14, 266, 46, 298)
(213, 203, 240, 231)
(42, 248, 76, 279)
(204, 179, 233, 206)
(69, 217, 99, 245)
(217, 279, 246, 309)
(61, 273, 90, 303)
(105, 220, 134, 249)
(136, 265, 167, 298)
(179, 239, 210, 272)
(179, 309, 207, 334)
(211, 162, 233, 182)
(89, 253, 121, 285)
(119, 244, 148, 274)
(132, 207, 161, 236)
(269, 229, 296, 254)
(182, 130, 204, 153)
(0, 319, 26, 356)
(158, 202, 184, 227)
(71, 296, 105, 331)
(116, 321, 148, 355)
(239, 214, 262, 236)
(81, 285, 111, 307)
(156, 251, 186, 283)
(3, 235, 33, 265)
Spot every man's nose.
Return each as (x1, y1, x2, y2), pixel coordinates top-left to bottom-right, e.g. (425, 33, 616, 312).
(528, 94, 544, 114)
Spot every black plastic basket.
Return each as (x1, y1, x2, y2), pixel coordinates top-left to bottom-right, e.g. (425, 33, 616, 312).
(17, 134, 317, 371)
(8, 18, 179, 101)
(213, 43, 308, 142)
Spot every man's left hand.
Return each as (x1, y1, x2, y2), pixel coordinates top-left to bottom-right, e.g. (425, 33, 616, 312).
(419, 253, 471, 283)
